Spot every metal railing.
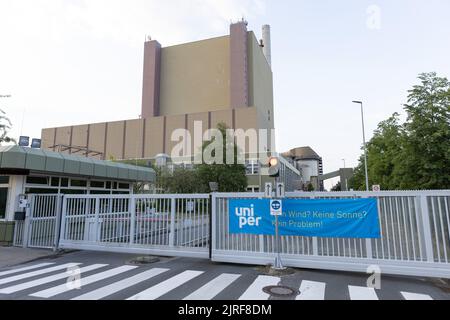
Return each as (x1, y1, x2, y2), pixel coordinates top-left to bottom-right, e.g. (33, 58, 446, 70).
(211, 190, 450, 278)
(13, 194, 62, 249)
(59, 194, 210, 258)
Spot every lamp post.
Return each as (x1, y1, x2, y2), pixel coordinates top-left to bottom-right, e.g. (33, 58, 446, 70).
(342, 158, 346, 168)
(352, 101, 369, 191)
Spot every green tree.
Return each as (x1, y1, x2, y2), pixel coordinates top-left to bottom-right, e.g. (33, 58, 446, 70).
(350, 113, 404, 190)
(196, 122, 247, 192)
(350, 72, 450, 190)
(400, 72, 450, 189)
(0, 109, 15, 145)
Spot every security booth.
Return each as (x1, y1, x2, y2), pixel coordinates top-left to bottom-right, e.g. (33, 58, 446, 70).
(0, 145, 155, 246)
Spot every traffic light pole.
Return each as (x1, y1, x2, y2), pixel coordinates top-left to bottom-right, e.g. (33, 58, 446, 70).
(273, 177, 285, 270)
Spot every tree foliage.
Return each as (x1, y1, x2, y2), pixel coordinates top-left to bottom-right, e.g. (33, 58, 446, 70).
(0, 109, 15, 145)
(350, 72, 450, 190)
(196, 122, 247, 192)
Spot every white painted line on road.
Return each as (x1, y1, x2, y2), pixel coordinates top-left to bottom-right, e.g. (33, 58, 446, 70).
(296, 280, 326, 300)
(0, 264, 108, 294)
(348, 286, 379, 300)
(127, 270, 204, 300)
(239, 275, 280, 300)
(30, 265, 137, 298)
(0, 263, 55, 278)
(0, 263, 80, 286)
(71, 268, 170, 300)
(401, 291, 433, 300)
(183, 273, 241, 300)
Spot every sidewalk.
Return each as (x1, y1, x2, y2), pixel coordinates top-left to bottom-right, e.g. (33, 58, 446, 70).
(0, 247, 58, 269)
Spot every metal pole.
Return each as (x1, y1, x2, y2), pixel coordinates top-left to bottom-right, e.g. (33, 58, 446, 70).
(273, 178, 284, 270)
(360, 102, 369, 191)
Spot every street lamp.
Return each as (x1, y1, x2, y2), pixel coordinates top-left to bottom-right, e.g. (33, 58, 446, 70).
(352, 100, 369, 191)
(342, 158, 346, 168)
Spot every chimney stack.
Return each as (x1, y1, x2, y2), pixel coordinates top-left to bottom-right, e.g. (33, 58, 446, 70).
(262, 25, 272, 68)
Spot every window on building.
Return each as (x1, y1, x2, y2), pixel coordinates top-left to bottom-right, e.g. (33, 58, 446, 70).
(26, 176, 48, 185)
(0, 188, 7, 219)
(0, 176, 10, 184)
(246, 186, 260, 193)
(245, 160, 260, 175)
(70, 179, 87, 187)
(61, 178, 69, 187)
(90, 181, 105, 189)
(118, 183, 130, 190)
(50, 177, 60, 187)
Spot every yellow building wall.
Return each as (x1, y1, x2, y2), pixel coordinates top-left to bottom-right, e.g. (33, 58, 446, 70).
(210, 109, 233, 130)
(124, 119, 144, 159)
(165, 114, 186, 158)
(88, 123, 106, 157)
(71, 125, 89, 147)
(187, 112, 209, 157)
(247, 31, 274, 132)
(54, 126, 72, 147)
(159, 36, 231, 116)
(105, 121, 125, 160)
(41, 128, 55, 150)
(144, 117, 164, 158)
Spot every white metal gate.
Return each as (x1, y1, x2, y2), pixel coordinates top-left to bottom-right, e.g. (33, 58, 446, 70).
(58, 194, 210, 258)
(211, 191, 450, 278)
(13, 194, 63, 249)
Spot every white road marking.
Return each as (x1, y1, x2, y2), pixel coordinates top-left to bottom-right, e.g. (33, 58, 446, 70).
(127, 270, 204, 300)
(30, 265, 137, 298)
(401, 291, 433, 300)
(183, 273, 241, 300)
(238, 275, 280, 300)
(71, 268, 170, 300)
(296, 280, 326, 300)
(0, 263, 80, 286)
(0, 263, 55, 278)
(348, 285, 379, 300)
(0, 264, 108, 294)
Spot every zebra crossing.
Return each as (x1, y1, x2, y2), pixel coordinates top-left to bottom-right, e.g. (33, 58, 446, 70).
(0, 262, 439, 300)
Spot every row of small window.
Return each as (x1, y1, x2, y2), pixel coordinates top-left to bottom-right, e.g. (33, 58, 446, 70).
(25, 188, 130, 195)
(25, 176, 130, 190)
(245, 161, 260, 175)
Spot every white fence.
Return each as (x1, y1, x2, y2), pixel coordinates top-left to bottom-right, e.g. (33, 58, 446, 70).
(58, 194, 210, 258)
(211, 190, 450, 278)
(13, 194, 62, 249)
(13, 190, 450, 278)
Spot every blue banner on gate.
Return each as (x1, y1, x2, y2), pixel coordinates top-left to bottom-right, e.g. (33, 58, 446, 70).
(229, 198, 381, 238)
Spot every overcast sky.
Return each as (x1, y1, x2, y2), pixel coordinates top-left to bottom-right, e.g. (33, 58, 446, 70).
(1, 0, 449, 189)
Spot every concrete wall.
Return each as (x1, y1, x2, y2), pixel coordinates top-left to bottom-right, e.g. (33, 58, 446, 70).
(247, 31, 274, 133)
(42, 107, 263, 161)
(158, 36, 230, 116)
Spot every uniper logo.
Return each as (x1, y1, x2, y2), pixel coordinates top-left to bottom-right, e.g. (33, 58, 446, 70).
(235, 204, 262, 229)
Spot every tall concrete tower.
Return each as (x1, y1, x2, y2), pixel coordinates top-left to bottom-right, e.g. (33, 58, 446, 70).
(262, 25, 272, 67)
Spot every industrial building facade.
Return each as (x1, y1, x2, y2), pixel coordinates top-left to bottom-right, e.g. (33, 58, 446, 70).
(41, 21, 303, 191)
(41, 21, 275, 161)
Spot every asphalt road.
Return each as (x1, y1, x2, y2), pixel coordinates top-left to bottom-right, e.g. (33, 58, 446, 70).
(0, 250, 448, 300)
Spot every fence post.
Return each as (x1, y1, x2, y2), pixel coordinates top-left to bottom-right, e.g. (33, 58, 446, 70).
(364, 195, 373, 259)
(22, 195, 34, 248)
(419, 195, 435, 262)
(310, 194, 319, 256)
(53, 195, 63, 251)
(59, 196, 67, 245)
(209, 194, 214, 259)
(94, 198, 100, 242)
(129, 196, 136, 245)
(169, 197, 176, 247)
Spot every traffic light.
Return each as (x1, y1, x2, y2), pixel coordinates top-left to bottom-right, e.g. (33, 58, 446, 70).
(268, 156, 280, 177)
